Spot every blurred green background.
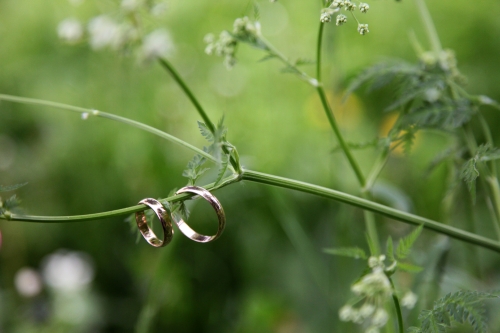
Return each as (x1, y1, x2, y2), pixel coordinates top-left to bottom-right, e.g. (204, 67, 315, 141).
(1, 0, 500, 332)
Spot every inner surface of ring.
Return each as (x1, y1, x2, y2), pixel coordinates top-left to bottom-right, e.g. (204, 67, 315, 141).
(136, 198, 173, 247)
(174, 186, 225, 243)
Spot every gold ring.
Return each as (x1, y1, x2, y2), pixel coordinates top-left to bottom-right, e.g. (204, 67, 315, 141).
(174, 186, 225, 243)
(135, 198, 174, 247)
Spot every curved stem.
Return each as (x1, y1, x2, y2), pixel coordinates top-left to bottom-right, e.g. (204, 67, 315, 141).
(3, 169, 500, 252)
(157, 58, 241, 173)
(389, 278, 404, 333)
(158, 58, 215, 133)
(316, 23, 325, 82)
(414, 0, 442, 55)
(0, 94, 216, 163)
(241, 170, 500, 253)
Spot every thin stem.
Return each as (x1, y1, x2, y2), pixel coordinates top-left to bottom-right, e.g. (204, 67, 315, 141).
(389, 278, 404, 333)
(363, 147, 390, 193)
(0, 94, 216, 163)
(316, 23, 325, 82)
(414, 0, 442, 55)
(257, 36, 317, 86)
(158, 58, 215, 133)
(241, 170, 500, 253)
(157, 58, 241, 173)
(3, 168, 500, 252)
(316, 87, 366, 185)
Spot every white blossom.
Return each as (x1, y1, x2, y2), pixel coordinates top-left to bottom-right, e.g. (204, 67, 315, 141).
(401, 291, 418, 309)
(121, 0, 143, 12)
(371, 308, 389, 327)
(336, 14, 347, 26)
(359, 3, 369, 13)
(140, 29, 174, 62)
(42, 250, 94, 291)
(14, 267, 42, 297)
(358, 23, 369, 35)
(57, 18, 84, 44)
(88, 15, 123, 50)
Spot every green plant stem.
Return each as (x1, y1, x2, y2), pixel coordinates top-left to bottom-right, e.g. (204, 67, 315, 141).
(389, 278, 404, 333)
(157, 58, 241, 173)
(316, 23, 325, 82)
(363, 147, 390, 194)
(158, 58, 215, 133)
(3, 169, 500, 253)
(0, 94, 216, 163)
(462, 126, 500, 239)
(314, 22, 380, 254)
(414, 0, 442, 55)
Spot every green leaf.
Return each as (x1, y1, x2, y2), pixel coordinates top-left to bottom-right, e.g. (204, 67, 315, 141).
(397, 262, 423, 273)
(461, 158, 479, 202)
(413, 290, 500, 333)
(0, 182, 28, 192)
(197, 121, 214, 142)
(214, 155, 229, 186)
(258, 54, 277, 62)
(323, 247, 367, 260)
(386, 236, 395, 262)
(396, 224, 423, 259)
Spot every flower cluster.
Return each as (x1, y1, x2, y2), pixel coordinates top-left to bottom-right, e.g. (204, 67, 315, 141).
(338, 255, 418, 333)
(204, 16, 262, 70)
(320, 0, 370, 35)
(57, 0, 173, 63)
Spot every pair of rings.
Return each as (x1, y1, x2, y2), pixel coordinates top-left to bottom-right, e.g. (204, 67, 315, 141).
(135, 186, 225, 248)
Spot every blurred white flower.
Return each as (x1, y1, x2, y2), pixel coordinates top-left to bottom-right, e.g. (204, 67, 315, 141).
(139, 29, 174, 62)
(57, 18, 84, 44)
(42, 250, 94, 291)
(14, 267, 43, 297)
(151, 2, 168, 16)
(121, 0, 143, 12)
(371, 308, 389, 327)
(351, 267, 392, 298)
(401, 291, 418, 309)
(88, 16, 123, 50)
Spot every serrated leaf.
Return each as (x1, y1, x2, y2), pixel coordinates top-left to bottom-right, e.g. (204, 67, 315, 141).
(386, 236, 395, 262)
(413, 290, 500, 333)
(0, 182, 28, 192)
(197, 121, 214, 142)
(396, 224, 423, 260)
(323, 247, 367, 260)
(397, 261, 423, 273)
(461, 158, 478, 202)
(258, 54, 277, 62)
(214, 155, 229, 186)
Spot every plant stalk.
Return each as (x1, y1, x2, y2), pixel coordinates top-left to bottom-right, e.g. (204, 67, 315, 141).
(0, 94, 216, 162)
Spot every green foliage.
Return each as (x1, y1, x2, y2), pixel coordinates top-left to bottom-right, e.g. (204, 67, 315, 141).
(323, 247, 368, 260)
(396, 224, 423, 259)
(0, 182, 28, 192)
(183, 118, 236, 185)
(460, 144, 500, 202)
(409, 290, 500, 333)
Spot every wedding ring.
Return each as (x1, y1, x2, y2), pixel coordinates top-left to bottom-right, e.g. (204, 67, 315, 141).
(174, 186, 225, 243)
(136, 198, 174, 247)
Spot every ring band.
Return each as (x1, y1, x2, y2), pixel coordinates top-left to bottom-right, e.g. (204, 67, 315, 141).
(136, 198, 174, 247)
(174, 186, 225, 243)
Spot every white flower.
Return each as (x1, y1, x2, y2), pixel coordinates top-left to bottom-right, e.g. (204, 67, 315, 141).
(140, 29, 174, 61)
(351, 267, 392, 298)
(14, 267, 43, 297)
(344, 0, 356, 11)
(424, 88, 441, 102)
(339, 305, 355, 321)
(42, 250, 94, 291)
(330, 0, 344, 8)
(57, 18, 84, 44)
(336, 14, 347, 26)
(371, 308, 389, 327)
(358, 23, 369, 35)
(359, 3, 369, 13)
(121, 0, 143, 12)
(368, 255, 386, 269)
(401, 291, 418, 309)
(359, 303, 375, 317)
(151, 2, 168, 16)
(88, 15, 123, 50)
